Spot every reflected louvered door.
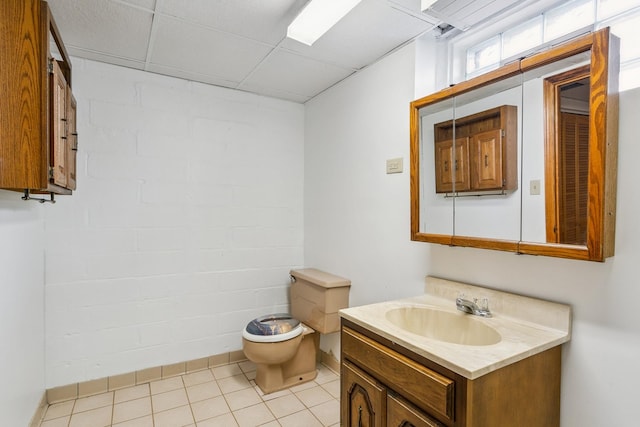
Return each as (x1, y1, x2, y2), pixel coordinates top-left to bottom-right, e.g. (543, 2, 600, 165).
(559, 112, 589, 245)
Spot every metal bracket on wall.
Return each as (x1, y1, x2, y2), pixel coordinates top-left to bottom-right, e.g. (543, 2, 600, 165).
(21, 189, 56, 204)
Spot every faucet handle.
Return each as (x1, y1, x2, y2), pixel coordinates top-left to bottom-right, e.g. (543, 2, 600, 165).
(479, 298, 489, 311)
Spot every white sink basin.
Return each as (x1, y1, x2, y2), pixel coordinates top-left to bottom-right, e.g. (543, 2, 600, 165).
(385, 306, 502, 346)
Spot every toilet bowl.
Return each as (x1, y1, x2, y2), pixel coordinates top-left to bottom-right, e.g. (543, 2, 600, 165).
(242, 269, 351, 394)
(242, 314, 319, 394)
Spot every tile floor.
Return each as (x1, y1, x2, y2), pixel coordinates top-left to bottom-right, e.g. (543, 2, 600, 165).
(39, 361, 340, 427)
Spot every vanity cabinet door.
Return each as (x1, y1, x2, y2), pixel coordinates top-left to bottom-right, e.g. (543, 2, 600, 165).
(342, 360, 386, 426)
(387, 393, 444, 427)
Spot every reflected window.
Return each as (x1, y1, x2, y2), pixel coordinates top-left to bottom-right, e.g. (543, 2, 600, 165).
(502, 16, 543, 60)
(466, 36, 500, 77)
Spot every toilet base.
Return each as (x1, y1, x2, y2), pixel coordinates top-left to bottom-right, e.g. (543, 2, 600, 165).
(253, 329, 320, 394)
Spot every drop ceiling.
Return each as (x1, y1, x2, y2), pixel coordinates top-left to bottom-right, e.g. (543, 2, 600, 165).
(47, 0, 526, 103)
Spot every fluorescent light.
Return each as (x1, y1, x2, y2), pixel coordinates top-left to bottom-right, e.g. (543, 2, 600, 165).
(421, 0, 438, 11)
(287, 0, 363, 46)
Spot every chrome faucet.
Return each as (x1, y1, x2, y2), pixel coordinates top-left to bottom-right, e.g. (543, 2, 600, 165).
(456, 295, 492, 317)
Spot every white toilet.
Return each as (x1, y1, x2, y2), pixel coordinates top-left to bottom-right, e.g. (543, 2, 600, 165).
(242, 268, 351, 394)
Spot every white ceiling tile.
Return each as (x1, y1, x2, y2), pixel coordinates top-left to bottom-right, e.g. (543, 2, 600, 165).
(48, 0, 153, 61)
(281, 0, 435, 70)
(148, 15, 275, 83)
(157, 0, 306, 45)
(145, 63, 242, 91)
(241, 50, 354, 98)
(117, 0, 156, 10)
(67, 48, 146, 71)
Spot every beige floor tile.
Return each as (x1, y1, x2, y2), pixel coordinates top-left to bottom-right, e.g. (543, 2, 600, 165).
(113, 396, 152, 424)
(112, 414, 154, 427)
(237, 360, 256, 373)
(153, 405, 195, 427)
(217, 374, 251, 394)
(73, 391, 114, 413)
(183, 369, 215, 387)
(232, 402, 275, 427)
(294, 386, 333, 408)
(152, 388, 189, 413)
(150, 376, 185, 395)
(321, 379, 340, 399)
(190, 395, 230, 422)
(265, 394, 305, 418)
(40, 416, 70, 427)
(69, 405, 112, 427)
(244, 370, 256, 381)
(255, 385, 291, 401)
(114, 383, 150, 404)
(260, 422, 281, 427)
(186, 380, 222, 403)
(224, 387, 262, 411)
(288, 380, 317, 393)
(314, 367, 338, 385)
(211, 363, 242, 379)
(309, 399, 340, 426)
(277, 408, 323, 427)
(196, 412, 239, 427)
(43, 400, 74, 420)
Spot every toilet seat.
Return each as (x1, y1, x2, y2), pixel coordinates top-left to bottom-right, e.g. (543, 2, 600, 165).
(242, 313, 303, 343)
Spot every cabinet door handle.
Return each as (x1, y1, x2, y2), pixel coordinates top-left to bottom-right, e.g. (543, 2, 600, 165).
(358, 405, 363, 427)
(455, 159, 459, 171)
(484, 154, 488, 167)
(444, 160, 448, 172)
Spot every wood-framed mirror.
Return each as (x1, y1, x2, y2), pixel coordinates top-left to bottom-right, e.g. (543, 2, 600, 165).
(410, 28, 620, 262)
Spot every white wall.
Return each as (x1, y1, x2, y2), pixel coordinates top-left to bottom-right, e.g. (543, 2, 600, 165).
(304, 43, 432, 357)
(43, 58, 305, 388)
(305, 39, 640, 426)
(0, 192, 45, 425)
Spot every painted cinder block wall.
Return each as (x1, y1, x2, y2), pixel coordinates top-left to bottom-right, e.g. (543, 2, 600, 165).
(43, 58, 306, 388)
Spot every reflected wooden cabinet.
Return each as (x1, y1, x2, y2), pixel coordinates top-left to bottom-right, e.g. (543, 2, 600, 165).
(0, 0, 77, 196)
(434, 105, 516, 193)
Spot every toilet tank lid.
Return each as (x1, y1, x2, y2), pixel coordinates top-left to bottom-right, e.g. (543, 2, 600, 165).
(290, 268, 351, 288)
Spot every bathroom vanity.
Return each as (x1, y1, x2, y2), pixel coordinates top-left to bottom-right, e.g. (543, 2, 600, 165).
(339, 277, 571, 427)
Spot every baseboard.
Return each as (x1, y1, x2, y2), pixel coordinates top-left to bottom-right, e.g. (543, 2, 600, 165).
(45, 349, 247, 404)
(29, 391, 48, 427)
(320, 348, 340, 374)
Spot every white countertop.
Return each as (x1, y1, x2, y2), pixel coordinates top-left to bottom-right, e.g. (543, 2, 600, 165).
(339, 276, 572, 379)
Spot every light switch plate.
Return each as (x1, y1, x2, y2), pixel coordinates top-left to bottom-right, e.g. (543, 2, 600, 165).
(530, 179, 541, 195)
(386, 157, 403, 174)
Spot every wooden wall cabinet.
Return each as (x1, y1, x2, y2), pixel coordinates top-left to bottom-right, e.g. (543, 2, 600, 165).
(434, 105, 517, 194)
(341, 322, 562, 427)
(0, 0, 77, 196)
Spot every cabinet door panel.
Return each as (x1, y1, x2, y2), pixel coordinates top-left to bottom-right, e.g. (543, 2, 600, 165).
(50, 60, 68, 188)
(471, 129, 502, 190)
(387, 394, 444, 427)
(342, 361, 386, 427)
(435, 137, 470, 193)
(66, 93, 77, 190)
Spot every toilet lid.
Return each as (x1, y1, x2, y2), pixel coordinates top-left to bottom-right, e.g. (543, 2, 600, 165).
(242, 313, 303, 343)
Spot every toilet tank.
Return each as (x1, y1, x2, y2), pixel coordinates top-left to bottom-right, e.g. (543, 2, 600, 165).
(290, 268, 351, 334)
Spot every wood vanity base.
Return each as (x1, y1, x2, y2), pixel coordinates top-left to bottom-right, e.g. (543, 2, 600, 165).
(340, 320, 561, 427)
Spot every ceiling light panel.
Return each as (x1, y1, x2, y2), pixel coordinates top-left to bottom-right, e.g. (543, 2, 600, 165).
(287, 0, 364, 45)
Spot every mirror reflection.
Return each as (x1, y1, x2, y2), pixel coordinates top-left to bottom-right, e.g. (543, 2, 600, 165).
(411, 28, 619, 261)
